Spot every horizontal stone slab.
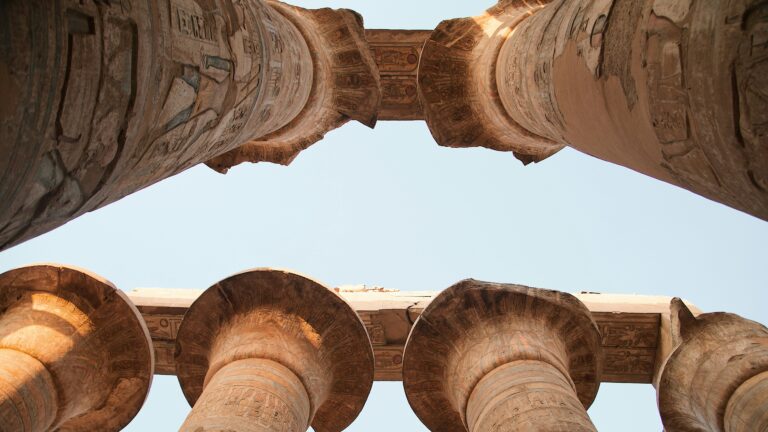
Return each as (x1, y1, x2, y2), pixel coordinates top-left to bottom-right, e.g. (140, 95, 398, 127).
(128, 287, 697, 384)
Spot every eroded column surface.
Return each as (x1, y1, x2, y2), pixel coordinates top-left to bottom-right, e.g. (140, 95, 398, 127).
(0, 264, 154, 432)
(658, 298, 768, 432)
(206, 2, 381, 172)
(0, 0, 379, 251)
(419, 1, 768, 220)
(175, 269, 374, 432)
(402, 279, 603, 432)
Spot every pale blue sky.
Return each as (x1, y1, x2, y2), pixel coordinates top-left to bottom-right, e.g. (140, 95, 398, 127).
(0, 1, 766, 431)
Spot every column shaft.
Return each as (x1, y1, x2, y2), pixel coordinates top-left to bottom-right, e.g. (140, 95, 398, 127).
(180, 359, 310, 432)
(0, 349, 58, 432)
(496, 0, 768, 219)
(725, 371, 768, 432)
(0, 0, 313, 249)
(466, 361, 595, 432)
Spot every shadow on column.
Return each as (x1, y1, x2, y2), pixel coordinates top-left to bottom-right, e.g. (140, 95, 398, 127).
(0, 264, 154, 432)
(402, 279, 603, 432)
(175, 268, 374, 432)
(657, 298, 768, 432)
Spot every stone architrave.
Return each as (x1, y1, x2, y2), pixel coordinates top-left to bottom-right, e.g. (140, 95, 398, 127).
(0, 264, 154, 432)
(418, 0, 768, 220)
(0, 0, 378, 251)
(131, 288, 679, 384)
(174, 269, 375, 432)
(657, 298, 768, 432)
(402, 279, 603, 432)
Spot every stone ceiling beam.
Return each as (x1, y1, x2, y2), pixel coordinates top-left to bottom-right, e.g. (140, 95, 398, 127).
(129, 286, 696, 384)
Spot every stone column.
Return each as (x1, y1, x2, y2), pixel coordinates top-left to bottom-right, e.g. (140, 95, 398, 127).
(0, 0, 379, 251)
(175, 269, 374, 432)
(0, 264, 154, 432)
(419, 1, 768, 220)
(657, 298, 768, 432)
(402, 279, 603, 432)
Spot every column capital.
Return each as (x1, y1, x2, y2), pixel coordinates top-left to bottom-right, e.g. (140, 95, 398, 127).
(402, 279, 602, 431)
(658, 298, 768, 432)
(0, 264, 154, 431)
(417, 3, 563, 164)
(206, 2, 381, 172)
(175, 268, 374, 431)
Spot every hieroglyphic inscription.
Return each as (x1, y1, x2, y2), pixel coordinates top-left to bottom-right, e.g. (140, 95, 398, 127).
(593, 312, 659, 383)
(365, 30, 431, 120)
(373, 345, 405, 381)
(603, 348, 656, 383)
(735, 3, 768, 191)
(182, 383, 303, 431)
(140, 312, 185, 374)
(153, 340, 177, 374)
(137, 300, 661, 383)
(646, 11, 721, 187)
(171, 1, 217, 44)
(359, 312, 387, 346)
(143, 314, 184, 340)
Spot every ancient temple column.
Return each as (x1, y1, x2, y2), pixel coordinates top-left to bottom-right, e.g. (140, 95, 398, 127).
(657, 298, 768, 432)
(418, 1, 768, 220)
(0, 0, 379, 251)
(174, 269, 374, 432)
(402, 279, 603, 432)
(0, 264, 154, 432)
(205, 2, 381, 172)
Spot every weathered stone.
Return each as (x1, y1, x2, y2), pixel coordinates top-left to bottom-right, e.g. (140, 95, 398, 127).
(205, 2, 381, 172)
(0, 264, 154, 432)
(131, 287, 686, 384)
(417, 3, 563, 164)
(174, 269, 374, 432)
(0, 0, 379, 250)
(402, 279, 602, 432)
(366, 30, 431, 121)
(419, 0, 768, 220)
(657, 298, 768, 432)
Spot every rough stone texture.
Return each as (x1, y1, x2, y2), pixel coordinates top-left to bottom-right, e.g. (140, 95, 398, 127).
(205, 3, 381, 172)
(131, 287, 687, 384)
(366, 30, 431, 121)
(0, 0, 316, 250)
(175, 269, 374, 432)
(419, 0, 768, 220)
(657, 298, 768, 432)
(402, 279, 602, 432)
(0, 264, 154, 432)
(417, 2, 564, 164)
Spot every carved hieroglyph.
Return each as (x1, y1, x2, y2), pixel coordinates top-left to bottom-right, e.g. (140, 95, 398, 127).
(366, 30, 431, 120)
(132, 288, 675, 384)
(419, 0, 768, 220)
(0, 0, 379, 251)
(657, 298, 768, 432)
(205, 2, 381, 171)
(0, 264, 154, 432)
(174, 269, 374, 432)
(417, 2, 564, 164)
(402, 280, 602, 432)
